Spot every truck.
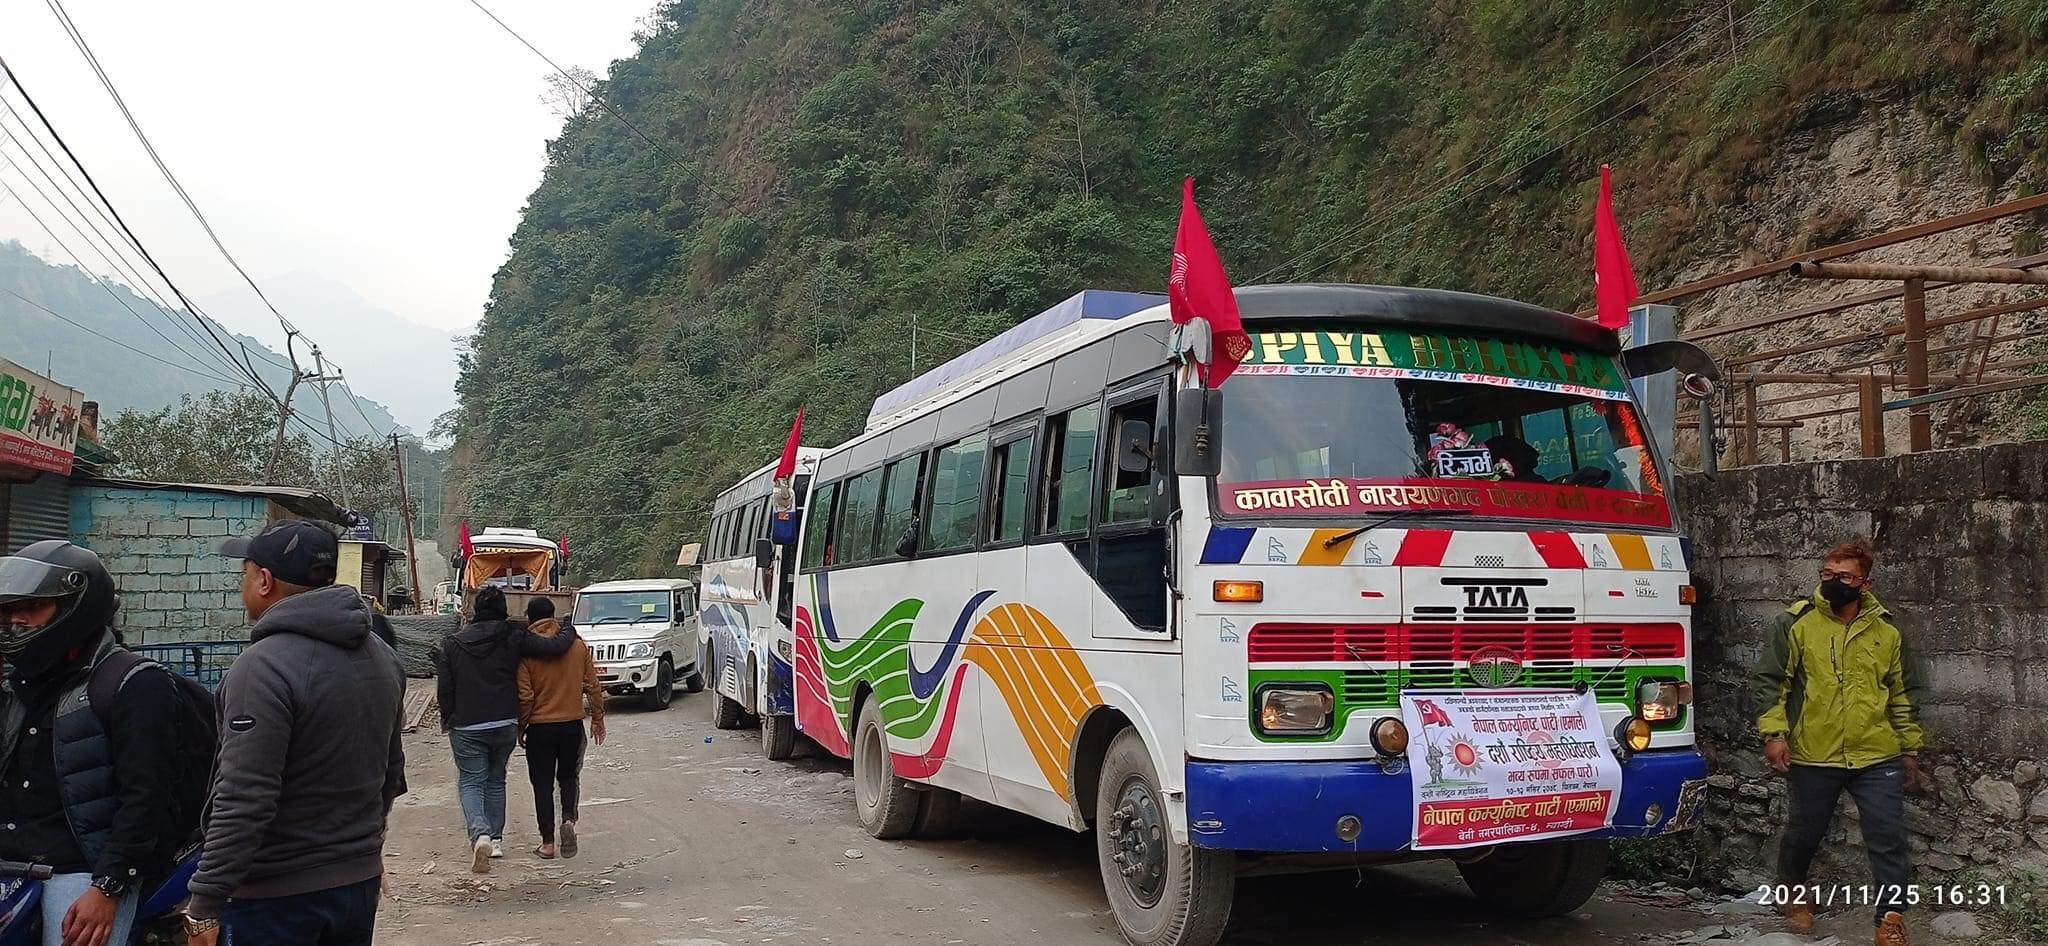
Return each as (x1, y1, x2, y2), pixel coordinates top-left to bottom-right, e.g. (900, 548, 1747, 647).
(459, 527, 574, 619)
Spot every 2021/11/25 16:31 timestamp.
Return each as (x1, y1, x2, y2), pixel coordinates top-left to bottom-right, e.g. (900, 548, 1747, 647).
(1754, 884, 2012, 908)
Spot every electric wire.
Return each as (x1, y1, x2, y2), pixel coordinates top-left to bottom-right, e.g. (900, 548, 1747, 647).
(0, 286, 243, 385)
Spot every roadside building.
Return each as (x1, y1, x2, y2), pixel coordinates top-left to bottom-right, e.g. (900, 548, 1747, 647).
(337, 514, 409, 610)
(0, 358, 94, 552)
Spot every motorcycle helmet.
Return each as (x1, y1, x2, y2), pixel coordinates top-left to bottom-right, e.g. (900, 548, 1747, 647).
(0, 540, 117, 660)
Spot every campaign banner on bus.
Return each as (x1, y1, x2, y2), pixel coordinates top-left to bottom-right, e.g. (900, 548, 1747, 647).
(1400, 689, 1622, 851)
(0, 358, 84, 475)
(1221, 476, 1673, 527)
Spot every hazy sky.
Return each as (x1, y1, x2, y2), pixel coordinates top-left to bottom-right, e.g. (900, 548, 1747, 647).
(0, 0, 654, 348)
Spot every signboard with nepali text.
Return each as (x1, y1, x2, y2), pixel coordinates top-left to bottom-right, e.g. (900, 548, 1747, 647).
(1222, 477, 1673, 527)
(1240, 329, 1631, 401)
(0, 358, 84, 475)
(1400, 689, 1623, 850)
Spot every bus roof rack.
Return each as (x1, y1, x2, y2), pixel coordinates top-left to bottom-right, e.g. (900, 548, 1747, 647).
(867, 289, 1164, 425)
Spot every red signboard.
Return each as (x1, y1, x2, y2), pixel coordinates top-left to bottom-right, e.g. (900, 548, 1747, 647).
(1220, 476, 1673, 528)
(0, 358, 84, 476)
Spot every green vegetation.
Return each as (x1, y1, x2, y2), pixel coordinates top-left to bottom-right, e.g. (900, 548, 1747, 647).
(454, 0, 2048, 579)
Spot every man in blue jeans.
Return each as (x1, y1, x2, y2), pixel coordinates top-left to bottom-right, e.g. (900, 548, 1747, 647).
(186, 520, 408, 945)
(435, 586, 576, 872)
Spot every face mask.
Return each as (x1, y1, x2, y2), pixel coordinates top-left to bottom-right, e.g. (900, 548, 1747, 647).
(1819, 578, 1861, 608)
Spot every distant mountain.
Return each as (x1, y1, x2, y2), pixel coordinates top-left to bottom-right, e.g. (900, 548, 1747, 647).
(196, 272, 459, 435)
(0, 241, 402, 436)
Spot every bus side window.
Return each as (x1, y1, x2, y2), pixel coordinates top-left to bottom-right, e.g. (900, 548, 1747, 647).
(924, 434, 987, 553)
(987, 433, 1036, 545)
(803, 480, 841, 569)
(879, 454, 925, 558)
(1038, 402, 1100, 537)
(1102, 394, 1159, 527)
(839, 468, 884, 564)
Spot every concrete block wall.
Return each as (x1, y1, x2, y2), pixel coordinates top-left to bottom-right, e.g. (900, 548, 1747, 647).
(1669, 441, 2048, 890)
(70, 487, 271, 645)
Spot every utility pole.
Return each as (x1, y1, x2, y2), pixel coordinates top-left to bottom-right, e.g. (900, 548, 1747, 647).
(265, 331, 304, 483)
(309, 346, 351, 508)
(391, 433, 425, 614)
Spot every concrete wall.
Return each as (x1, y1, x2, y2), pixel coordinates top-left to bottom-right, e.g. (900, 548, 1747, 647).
(70, 487, 272, 644)
(1672, 441, 2048, 889)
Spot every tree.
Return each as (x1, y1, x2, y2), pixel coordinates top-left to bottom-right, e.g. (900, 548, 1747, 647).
(539, 66, 598, 121)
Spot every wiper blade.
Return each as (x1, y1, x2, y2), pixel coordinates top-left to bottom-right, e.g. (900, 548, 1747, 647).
(1321, 508, 1475, 549)
(592, 616, 633, 625)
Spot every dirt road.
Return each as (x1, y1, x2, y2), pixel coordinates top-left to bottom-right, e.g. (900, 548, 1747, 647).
(373, 687, 1956, 946)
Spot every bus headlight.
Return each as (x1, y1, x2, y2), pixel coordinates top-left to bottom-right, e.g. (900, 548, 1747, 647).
(1637, 680, 1692, 722)
(1368, 717, 1409, 757)
(1615, 716, 1653, 756)
(1256, 685, 1333, 735)
(626, 641, 655, 659)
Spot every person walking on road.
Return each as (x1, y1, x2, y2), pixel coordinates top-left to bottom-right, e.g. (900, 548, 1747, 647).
(0, 541, 206, 946)
(1751, 540, 1926, 946)
(185, 520, 408, 946)
(517, 597, 605, 860)
(436, 586, 578, 873)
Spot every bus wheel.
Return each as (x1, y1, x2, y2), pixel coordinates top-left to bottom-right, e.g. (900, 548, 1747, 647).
(1455, 838, 1608, 917)
(762, 713, 797, 761)
(641, 658, 675, 711)
(852, 693, 922, 839)
(1096, 729, 1233, 946)
(712, 692, 746, 730)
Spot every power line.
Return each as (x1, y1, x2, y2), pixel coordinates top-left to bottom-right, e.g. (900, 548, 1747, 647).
(460, 0, 670, 157)
(0, 286, 243, 385)
(0, 53, 275, 396)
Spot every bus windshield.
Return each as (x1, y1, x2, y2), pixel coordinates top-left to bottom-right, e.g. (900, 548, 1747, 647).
(1217, 326, 1670, 528)
(574, 591, 672, 625)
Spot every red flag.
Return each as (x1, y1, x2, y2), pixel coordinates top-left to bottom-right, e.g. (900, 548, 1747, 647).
(458, 520, 474, 558)
(558, 531, 569, 562)
(774, 406, 805, 480)
(1593, 164, 1640, 331)
(1169, 177, 1251, 388)
(1415, 698, 1453, 728)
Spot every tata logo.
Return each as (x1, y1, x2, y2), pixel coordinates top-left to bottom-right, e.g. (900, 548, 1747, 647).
(1463, 585, 1530, 609)
(1468, 645, 1524, 687)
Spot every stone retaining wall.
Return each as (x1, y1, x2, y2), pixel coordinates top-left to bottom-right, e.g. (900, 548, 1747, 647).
(1672, 441, 2048, 893)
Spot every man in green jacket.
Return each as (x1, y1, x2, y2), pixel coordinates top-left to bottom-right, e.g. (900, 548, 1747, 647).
(1751, 540, 1926, 946)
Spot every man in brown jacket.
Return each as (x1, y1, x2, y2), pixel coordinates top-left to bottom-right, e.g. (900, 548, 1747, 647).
(517, 597, 604, 859)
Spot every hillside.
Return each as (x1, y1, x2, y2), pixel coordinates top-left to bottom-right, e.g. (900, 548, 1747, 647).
(2, 241, 405, 436)
(452, 0, 2048, 580)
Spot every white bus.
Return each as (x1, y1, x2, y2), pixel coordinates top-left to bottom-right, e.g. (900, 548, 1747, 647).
(789, 285, 1714, 946)
(700, 448, 824, 758)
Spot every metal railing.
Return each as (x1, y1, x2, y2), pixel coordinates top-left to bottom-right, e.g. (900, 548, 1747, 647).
(131, 641, 246, 692)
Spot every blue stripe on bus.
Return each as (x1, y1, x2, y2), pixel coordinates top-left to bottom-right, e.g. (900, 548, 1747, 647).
(910, 589, 996, 701)
(1184, 748, 1707, 852)
(1201, 527, 1256, 564)
(814, 571, 841, 643)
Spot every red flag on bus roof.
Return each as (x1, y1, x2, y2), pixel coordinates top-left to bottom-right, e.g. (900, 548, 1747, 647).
(458, 520, 474, 559)
(774, 406, 805, 481)
(1593, 164, 1641, 331)
(1169, 177, 1251, 387)
(558, 531, 569, 562)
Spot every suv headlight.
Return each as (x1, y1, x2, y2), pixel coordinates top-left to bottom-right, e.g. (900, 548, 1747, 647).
(1256, 684, 1334, 735)
(1637, 679, 1692, 722)
(626, 641, 655, 659)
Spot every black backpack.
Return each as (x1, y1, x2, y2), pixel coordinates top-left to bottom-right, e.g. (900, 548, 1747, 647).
(87, 649, 219, 851)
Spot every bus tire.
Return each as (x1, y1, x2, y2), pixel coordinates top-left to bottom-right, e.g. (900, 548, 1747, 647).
(712, 692, 745, 730)
(1455, 838, 1608, 918)
(852, 693, 922, 839)
(1096, 729, 1233, 946)
(641, 658, 675, 711)
(762, 712, 797, 761)
(913, 786, 962, 839)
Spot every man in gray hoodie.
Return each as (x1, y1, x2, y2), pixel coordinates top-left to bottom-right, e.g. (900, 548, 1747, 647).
(183, 520, 406, 946)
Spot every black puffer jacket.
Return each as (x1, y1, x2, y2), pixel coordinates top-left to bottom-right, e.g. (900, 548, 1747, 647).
(435, 594, 577, 729)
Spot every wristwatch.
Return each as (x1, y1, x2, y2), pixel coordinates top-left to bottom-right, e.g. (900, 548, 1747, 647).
(184, 915, 221, 936)
(89, 874, 130, 897)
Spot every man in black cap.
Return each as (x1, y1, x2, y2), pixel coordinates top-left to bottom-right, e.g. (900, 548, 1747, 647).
(183, 520, 407, 946)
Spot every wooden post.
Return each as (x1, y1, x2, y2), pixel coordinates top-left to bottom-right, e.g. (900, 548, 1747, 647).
(1858, 375, 1886, 458)
(1741, 379, 1760, 466)
(1902, 278, 1932, 451)
(391, 434, 426, 614)
(1779, 425, 1791, 463)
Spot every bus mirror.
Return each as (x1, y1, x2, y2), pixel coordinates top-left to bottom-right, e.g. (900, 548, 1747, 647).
(1623, 340, 1720, 383)
(753, 538, 775, 569)
(1174, 388, 1224, 477)
(1116, 420, 1154, 474)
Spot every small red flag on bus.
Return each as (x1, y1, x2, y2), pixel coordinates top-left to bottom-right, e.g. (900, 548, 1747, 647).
(558, 531, 569, 562)
(1170, 177, 1251, 387)
(774, 406, 805, 481)
(458, 520, 474, 559)
(1593, 164, 1640, 331)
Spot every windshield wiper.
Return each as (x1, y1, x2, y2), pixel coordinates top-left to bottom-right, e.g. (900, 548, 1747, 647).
(1321, 508, 1475, 549)
(592, 616, 634, 625)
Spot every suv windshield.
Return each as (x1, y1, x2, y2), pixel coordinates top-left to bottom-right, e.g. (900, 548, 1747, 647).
(574, 591, 672, 625)
(1218, 326, 1669, 528)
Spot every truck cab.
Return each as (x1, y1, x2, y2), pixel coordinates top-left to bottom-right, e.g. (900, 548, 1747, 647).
(571, 579, 703, 710)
